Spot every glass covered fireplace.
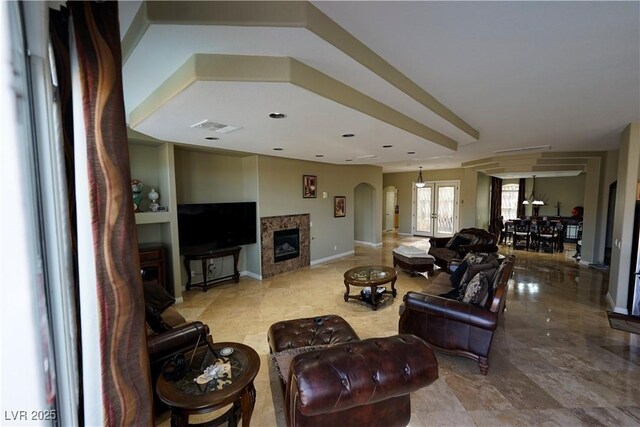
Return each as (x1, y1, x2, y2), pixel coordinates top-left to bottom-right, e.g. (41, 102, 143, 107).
(274, 228, 300, 263)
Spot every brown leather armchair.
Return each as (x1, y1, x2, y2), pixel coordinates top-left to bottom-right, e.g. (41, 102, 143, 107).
(399, 255, 515, 375)
(143, 282, 213, 386)
(147, 320, 211, 383)
(285, 335, 438, 427)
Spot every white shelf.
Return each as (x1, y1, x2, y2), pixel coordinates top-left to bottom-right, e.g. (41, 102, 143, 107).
(135, 211, 171, 225)
(129, 132, 181, 299)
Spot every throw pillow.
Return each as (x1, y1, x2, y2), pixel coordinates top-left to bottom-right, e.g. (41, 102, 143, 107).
(439, 288, 463, 300)
(465, 258, 500, 282)
(462, 252, 488, 265)
(145, 306, 171, 333)
(445, 235, 472, 251)
(143, 281, 175, 312)
(459, 253, 490, 285)
(450, 260, 469, 289)
(463, 271, 490, 305)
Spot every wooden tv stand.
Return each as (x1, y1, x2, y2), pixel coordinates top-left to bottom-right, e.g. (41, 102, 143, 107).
(183, 246, 241, 292)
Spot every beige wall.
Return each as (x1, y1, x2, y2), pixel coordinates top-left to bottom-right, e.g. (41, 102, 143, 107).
(258, 156, 383, 263)
(528, 175, 586, 217)
(174, 148, 260, 281)
(354, 183, 376, 244)
(609, 123, 640, 313)
(174, 149, 383, 276)
(600, 150, 620, 249)
(383, 168, 478, 235)
(175, 149, 246, 203)
(476, 173, 491, 230)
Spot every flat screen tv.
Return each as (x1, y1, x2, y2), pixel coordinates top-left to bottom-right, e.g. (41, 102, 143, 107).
(177, 202, 257, 252)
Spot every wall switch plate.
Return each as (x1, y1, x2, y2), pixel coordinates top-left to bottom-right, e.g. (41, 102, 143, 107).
(323, 192, 328, 199)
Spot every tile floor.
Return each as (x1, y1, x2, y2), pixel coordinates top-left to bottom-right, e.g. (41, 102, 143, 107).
(160, 233, 640, 426)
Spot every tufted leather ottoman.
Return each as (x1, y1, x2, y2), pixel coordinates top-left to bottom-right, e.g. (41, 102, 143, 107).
(268, 315, 360, 398)
(267, 315, 360, 354)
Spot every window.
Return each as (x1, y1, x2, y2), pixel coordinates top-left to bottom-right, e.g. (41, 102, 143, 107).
(501, 184, 519, 220)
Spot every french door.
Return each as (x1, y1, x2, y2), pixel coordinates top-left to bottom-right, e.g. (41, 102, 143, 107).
(412, 181, 459, 238)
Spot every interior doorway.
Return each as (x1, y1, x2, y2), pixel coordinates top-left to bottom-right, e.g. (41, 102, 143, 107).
(412, 181, 459, 238)
(384, 187, 397, 232)
(605, 181, 616, 265)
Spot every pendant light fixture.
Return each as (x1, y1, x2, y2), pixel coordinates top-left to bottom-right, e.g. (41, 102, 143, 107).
(415, 167, 426, 188)
(522, 175, 544, 205)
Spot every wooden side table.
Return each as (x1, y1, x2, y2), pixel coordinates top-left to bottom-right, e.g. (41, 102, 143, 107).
(183, 247, 241, 292)
(139, 244, 168, 293)
(156, 342, 260, 427)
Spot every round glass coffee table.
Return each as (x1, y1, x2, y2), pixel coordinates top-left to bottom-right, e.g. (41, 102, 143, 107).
(343, 265, 397, 310)
(156, 342, 260, 427)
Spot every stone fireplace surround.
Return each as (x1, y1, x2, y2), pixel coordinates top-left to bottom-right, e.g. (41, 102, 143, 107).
(261, 214, 310, 279)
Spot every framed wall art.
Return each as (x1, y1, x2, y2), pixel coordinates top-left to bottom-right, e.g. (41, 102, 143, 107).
(303, 175, 317, 198)
(334, 196, 346, 217)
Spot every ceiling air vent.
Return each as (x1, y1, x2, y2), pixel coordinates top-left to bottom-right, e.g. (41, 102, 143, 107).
(190, 119, 241, 134)
(494, 144, 550, 154)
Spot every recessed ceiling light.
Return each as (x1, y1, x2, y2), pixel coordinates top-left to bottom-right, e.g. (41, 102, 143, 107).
(382, 145, 393, 148)
(273, 147, 284, 151)
(315, 154, 324, 158)
(205, 137, 219, 141)
(407, 151, 416, 154)
(269, 112, 286, 119)
(342, 133, 355, 138)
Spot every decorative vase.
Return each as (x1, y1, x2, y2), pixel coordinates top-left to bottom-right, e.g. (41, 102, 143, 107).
(131, 179, 143, 212)
(148, 188, 160, 212)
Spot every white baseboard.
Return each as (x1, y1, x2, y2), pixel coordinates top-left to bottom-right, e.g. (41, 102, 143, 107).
(397, 232, 412, 236)
(311, 250, 355, 266)
(579, 259, 591, 267)
(354, 240, 383, 247)
(174, 296, 184, 304)
(607, 292, 629, 314)
(241, 270, 262, 280)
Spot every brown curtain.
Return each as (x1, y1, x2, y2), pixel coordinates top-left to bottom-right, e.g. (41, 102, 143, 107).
(68, 2, 153, 424)
(489, 177, 502, 237)
(517, 178, 526, 218)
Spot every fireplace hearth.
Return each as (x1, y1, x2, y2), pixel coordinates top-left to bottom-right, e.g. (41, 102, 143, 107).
(260, 214, 310, 278)
(274, 228, 300, 262)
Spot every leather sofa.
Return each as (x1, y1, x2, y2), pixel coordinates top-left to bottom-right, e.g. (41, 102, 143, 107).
(399, 255, 515, 375)
(268, 315, 438, 427)
(428, 227, 498, 269)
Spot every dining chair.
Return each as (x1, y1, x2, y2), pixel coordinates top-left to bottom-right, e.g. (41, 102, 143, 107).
(512, 223, 531, 250)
